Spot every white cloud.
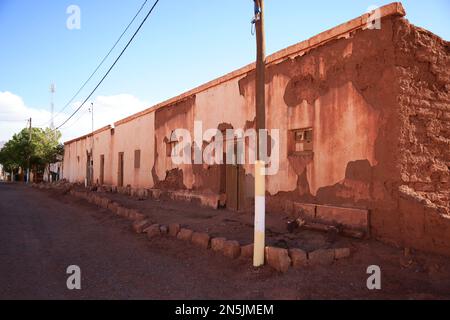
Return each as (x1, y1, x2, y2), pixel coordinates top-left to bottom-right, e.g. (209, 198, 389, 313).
(0, 91, 150, 143)
(0, 91, 52, 141)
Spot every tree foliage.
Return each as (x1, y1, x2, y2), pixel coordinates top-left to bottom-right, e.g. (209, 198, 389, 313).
(0, 127, 63, 174)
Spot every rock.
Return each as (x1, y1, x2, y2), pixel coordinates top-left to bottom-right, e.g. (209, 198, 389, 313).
(149, 189, 162, 199)
(334, 248, 351, 260)
(265, 247, 291, 273)
(132, 219, 152, 234)
(100, 198, 111, 209)
(117, 206, 129, 218)
(137, 188, 148, 200)
(146, 224, 161, 239)
(308, 249, 335, 266)
(191, 232, 210, 249)
(135, 212, 146, 221)
(128, 209, 145, 221)
(168, 224, 181, 237)
(240, 244, 254, 259)
(222, 240, 241, 259)
(211, 237, 227, 252)
(87, 194, 95, 204)
(177, 228, 193, 241)
(94, 195, 102, 206)
(289, 248, 308, 268)
(107, 202, 120, 214)
(159, 225, 168, 234)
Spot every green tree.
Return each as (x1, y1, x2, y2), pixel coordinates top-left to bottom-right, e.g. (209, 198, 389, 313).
(0, 127, 63, 181)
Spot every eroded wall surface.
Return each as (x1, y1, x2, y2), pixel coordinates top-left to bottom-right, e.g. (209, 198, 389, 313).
(390, 18, 450, 255)
(62, 13, 449, 256)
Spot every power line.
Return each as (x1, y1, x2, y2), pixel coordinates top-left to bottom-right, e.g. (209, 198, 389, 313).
(40, 0, 150, 128)
(60, 107, 90, 131)
(55, 0, 160, 130)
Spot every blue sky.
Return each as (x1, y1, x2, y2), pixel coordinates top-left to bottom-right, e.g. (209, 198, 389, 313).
(0, 0, 449, 141)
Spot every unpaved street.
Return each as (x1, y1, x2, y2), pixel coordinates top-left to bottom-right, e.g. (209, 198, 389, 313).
(1, 182, 449, 300)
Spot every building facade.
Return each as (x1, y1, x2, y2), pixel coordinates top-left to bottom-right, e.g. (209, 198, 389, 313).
(63, 3, 450, 256)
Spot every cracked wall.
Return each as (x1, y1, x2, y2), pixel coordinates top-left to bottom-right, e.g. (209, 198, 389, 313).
(62, 10, 449, 256)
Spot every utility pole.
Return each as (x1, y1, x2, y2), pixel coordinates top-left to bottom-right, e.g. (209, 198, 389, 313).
(90, 102, 94, 134)
(50, 83, 55, 130)
(27, 117, 32, 184)
(90, 102, 94, 186)
(252, 0, 266, 267)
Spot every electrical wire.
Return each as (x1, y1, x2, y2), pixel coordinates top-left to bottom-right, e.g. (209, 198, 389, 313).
(60, 107, 90, 131)
(39, 0, 150, 128)
(55, 0, 160, 130)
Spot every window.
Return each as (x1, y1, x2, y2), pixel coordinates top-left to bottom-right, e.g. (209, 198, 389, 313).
(166, 131, 178, 157)
(289, 128, 313, 155)
(134, 149, 141, 169)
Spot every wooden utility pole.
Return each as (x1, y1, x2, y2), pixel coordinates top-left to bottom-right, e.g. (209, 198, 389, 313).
(89, 102, 94, 186)
(253, 0, 266, 267)
(27, 117, 32, 184)
(255, 0, 266, 142)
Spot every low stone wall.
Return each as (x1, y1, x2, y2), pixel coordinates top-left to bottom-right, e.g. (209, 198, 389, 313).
(31, 181, 352, 273)
(94, 184, 222, 209)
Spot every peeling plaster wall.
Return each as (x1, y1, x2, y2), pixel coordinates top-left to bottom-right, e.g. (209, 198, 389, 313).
(310, 82, 380, 195)
(193, 76, 254, 197)
(153, 97, 195, 190)
(62, 12, 449, 256)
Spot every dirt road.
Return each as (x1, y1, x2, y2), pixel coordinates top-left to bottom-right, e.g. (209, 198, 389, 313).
(1, 182, 449, 300)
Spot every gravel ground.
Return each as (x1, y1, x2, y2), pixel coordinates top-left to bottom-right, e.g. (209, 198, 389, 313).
(1, 182, 449, 300)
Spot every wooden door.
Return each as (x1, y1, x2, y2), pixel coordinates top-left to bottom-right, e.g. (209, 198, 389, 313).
(118, 152, 124, 187)
(226, 164, 245, 211)
(100, 155, 105, 185)
(226, 164, 238, 211)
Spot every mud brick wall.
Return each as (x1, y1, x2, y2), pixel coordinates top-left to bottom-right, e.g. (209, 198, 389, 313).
(396, 20, 449, 212)
(63, 5, 449, 257)
(389, 18, 450, 255)
(262, 15, 450, 257)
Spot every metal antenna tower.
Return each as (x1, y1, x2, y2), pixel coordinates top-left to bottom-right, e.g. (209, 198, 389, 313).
(50, 83, 56, 129)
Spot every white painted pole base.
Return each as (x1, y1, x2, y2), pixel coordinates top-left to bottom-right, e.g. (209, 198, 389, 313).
(253, 160, 265, 267)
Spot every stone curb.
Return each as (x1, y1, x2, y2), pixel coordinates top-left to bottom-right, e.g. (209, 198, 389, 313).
(50, 183, 353, 273)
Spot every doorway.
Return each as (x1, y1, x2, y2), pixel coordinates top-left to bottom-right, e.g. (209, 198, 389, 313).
(226, 164, 245, 211)
(99, 155, 105, 185)
(118, 152, 124, 187)
(86, 151, 93, 186)
(223, 138, 246, 211)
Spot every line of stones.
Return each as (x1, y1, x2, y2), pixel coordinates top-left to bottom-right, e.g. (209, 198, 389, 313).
(35, 183, 351, 273)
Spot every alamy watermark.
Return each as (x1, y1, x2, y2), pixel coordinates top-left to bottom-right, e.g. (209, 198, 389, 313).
(66, 265, 81, 290)
(169, 121, 280, 176)
(366, 265, 381, 290)
(66, 5, 81, 30)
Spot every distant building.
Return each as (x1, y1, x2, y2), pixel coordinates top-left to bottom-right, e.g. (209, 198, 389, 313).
(44, 155, 63, 182)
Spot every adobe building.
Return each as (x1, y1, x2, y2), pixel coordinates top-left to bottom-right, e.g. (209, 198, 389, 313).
(63, 3, 450, 256)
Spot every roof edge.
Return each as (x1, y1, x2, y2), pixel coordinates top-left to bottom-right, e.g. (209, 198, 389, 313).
(64, 125, 112, 145)
(66, 2, 405, 143)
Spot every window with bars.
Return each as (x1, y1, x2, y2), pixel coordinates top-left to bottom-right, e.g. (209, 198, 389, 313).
(289, 128, 313, 155)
